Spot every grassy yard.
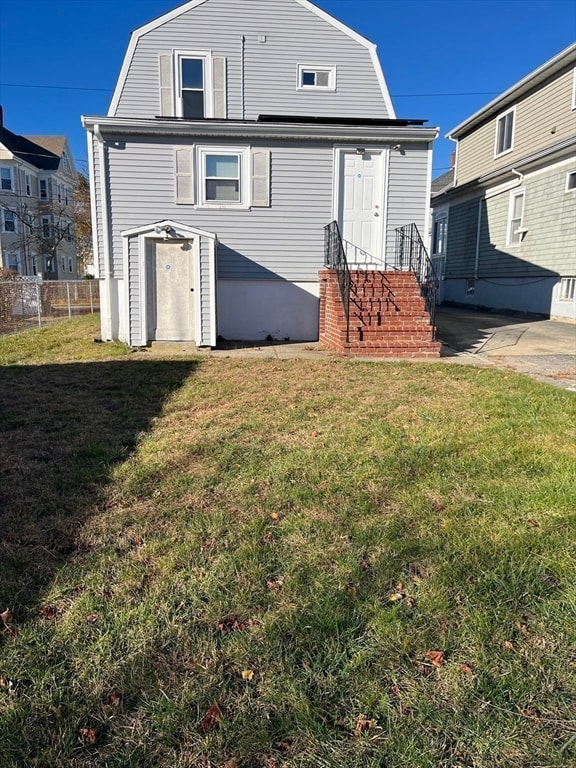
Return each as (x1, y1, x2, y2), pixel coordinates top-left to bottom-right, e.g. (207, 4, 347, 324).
(0, 315, 575, 768)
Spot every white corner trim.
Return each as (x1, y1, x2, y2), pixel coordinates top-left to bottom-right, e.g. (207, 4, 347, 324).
(122, 236, 131, 346)
(208, 236, 217, 346)
(86, 132, 100, 277)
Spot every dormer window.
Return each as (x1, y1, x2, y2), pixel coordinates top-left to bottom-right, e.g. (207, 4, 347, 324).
(297, 65, 336, 91)
(495, 107, 515, 157)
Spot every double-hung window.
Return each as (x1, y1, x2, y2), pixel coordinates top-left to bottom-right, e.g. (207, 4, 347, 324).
(2, 209, 16, 233)
(1, 167, 13, 191)
(41, 216, 51, 239)
(432, 216, 447, 257)
(39, 179, 48, 199)
(495, 107, 515, 157)
(25, 174, 32, 196)
(205, 154, 240, 203)
(507, 190, 525, 245)
(4, 252, 21, 274)
(180, 57, 205, 117)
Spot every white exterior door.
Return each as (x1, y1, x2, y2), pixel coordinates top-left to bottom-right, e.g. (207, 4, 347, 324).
(338, 150, 384, 264)
(147, 239, 195, 341)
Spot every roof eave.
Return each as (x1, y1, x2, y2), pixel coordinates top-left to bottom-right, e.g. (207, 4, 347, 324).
(447, 42, 576, 140)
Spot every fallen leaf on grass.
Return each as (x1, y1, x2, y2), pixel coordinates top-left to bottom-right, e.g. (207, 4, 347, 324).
(222, 760, 238, 768)
(198, 703, 221, 733)
(269, 512, 280, 521)
(516, 707, 539, 721)
(86, 614, 99, 625)
(106, 691, 121, 706)
(39, 605, 58, 620)
(515, 621, 529, 636)
(460, 663, 474, 675)
(503, 640, 514, 650)
(1, 609, 12, 624)
(79, 728, 97, 745)
(388, 592, 404, 602)
(426, 650, 445, 667)
(217, 616, 255, 634)
(241, 669, 254, 681)
(433, 502, 445, 512)
(353, 713, 377, 736)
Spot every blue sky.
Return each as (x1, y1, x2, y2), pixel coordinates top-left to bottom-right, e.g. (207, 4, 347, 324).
(0, 0, 574, 178)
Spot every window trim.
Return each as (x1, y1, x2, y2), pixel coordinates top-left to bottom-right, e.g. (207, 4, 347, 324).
(297, 64, 337, 91)
(174, 50, 213, 118)
(506, 188, 525, 246)
(3, 251, 21, 274)
(0, 166, 14, 192)
(494, 106, 515, 158)
(431, 214, 447, 257)
(565, 170, 576, 193)
(559, 277, 575, 302)
(196, 145, 251, 209)
(572, 67, 576, 110)
(39, 178, 49, 200)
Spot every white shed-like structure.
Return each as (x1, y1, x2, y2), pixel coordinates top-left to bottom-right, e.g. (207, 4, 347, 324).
(120, 220, 216, 347)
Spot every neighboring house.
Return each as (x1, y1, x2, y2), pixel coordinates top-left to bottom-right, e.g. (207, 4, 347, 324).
(83, 0, 438, 348)
(431, 43, 576, 320)
(0, 112, 79, 280)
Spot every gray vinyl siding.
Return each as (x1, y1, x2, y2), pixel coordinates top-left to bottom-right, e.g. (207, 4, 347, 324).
(445, 199, 479, 278)
(127, 236, 142, 345)
(445, 161, 576, 279)
(113, 0, 388, 120)
(385, 144, 431, 257)
(105, 137, 333, 281)
(456, 62, 576, 185)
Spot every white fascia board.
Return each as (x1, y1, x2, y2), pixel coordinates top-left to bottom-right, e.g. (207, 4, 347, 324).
(447, 42, 576, 139)
(296, 0, 396, 117)
(108, 0, 212, 115)
(84, 116, 438, 143)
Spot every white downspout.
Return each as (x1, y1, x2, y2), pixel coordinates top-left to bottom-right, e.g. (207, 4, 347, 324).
(93, 124, 113, 340)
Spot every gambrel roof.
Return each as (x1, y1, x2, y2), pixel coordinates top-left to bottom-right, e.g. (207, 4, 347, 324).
(108, 0, 395, 118)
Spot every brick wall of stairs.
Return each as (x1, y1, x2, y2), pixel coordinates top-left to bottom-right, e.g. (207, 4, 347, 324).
(319, 268, 441, 358)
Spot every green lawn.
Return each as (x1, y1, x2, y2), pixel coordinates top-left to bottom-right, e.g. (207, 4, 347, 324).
(1, 315, 575, 767)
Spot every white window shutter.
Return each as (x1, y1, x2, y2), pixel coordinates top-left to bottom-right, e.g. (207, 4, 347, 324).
(212, 57, 227, 119)
(175, 149, 195, 204)
(251, 149, 270, 207)
(159, 54, 174, 116)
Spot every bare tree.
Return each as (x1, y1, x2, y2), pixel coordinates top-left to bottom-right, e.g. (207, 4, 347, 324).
(70, 171, 93, 276)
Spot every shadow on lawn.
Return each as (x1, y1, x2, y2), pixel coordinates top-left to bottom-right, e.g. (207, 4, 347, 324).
(0, 359, 197, 621)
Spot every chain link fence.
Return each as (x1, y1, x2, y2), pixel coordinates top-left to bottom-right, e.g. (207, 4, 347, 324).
(0, 279, 100, 335)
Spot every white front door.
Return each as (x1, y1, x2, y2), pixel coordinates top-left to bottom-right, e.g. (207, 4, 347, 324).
(146, 239, 195, 341)
(338, 150, 384, 264)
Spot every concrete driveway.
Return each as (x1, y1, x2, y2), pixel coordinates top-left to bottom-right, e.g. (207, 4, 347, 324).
(435, 307, 576, 391)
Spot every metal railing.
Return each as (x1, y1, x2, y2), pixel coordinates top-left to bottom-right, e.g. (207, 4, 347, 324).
(0, 279, 100, 336)
(394, 224, 439, 331)
(324, 221, 351, 342)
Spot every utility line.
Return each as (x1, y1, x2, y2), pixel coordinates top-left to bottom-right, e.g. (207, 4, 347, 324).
(0, 81, 501, 98)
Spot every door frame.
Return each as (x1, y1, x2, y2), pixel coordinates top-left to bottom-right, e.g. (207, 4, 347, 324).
(121, 220, 217, 347)
(332, 145, 390, 263)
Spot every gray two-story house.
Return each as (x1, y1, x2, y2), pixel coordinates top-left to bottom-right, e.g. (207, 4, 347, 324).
(431, 43, 576, 320)
(83, 0, 438, 347)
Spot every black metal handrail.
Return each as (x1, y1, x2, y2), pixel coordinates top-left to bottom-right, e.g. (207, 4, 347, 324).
(324, 221, 351, 342)
(394, 224, 439, 334)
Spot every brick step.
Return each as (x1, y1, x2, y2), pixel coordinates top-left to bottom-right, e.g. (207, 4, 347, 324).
(350, 316, 432, 327)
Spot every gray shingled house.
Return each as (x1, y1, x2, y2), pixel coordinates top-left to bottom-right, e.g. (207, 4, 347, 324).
(83, 0, 439, 352)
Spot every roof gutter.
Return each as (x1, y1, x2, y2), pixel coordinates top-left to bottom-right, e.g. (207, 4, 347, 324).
(83, 115, 438, 143)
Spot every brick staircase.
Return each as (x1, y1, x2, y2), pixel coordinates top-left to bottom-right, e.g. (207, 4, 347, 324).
(319, 268, 441, 358)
